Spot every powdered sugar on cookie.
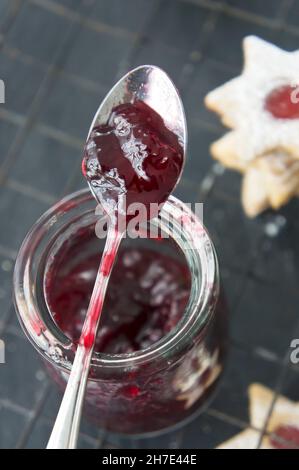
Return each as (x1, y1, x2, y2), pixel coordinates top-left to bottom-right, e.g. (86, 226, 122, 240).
(205, 36, 299, 216)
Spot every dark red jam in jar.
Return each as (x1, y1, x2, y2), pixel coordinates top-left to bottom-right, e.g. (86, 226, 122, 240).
(43, 214, 226, 434)
(14, 191, 227, 436)
(47, 244, 191, 354)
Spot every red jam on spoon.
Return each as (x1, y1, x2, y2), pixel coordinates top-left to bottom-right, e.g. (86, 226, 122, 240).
(79, 100, 184, 349)
(264, 85, 299, 119)
(82, 100, 184, 222)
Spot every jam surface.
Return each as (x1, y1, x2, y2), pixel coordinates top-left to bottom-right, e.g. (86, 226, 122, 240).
(46, 246, 191, 354)
(265, 85, 299, 119)
(82, 101, 184, 221)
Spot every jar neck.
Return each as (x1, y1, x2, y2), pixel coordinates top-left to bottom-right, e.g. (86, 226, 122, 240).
(13, 189, 219, 374)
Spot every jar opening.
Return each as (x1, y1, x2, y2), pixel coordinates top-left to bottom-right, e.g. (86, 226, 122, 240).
(43, 221, 192, 358)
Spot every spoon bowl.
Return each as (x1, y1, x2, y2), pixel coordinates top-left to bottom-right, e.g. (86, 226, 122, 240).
(88, 65, 187, 150)
(86, 65, 187, 207)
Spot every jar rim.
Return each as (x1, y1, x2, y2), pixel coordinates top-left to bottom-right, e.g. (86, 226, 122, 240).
(13, 189, 218, 372)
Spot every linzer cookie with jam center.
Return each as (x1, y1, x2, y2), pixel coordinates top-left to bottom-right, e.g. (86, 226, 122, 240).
(205, 36, 299, 217)
(217, 384, 299, 449)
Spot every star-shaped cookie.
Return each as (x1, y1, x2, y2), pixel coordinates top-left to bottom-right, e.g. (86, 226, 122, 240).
(242, 150, 299, 217)
(205, 36, 299, 217)
(217, 383, 299, 449)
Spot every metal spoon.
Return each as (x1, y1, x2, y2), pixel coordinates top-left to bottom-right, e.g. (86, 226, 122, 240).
(47, 65, 187, 449)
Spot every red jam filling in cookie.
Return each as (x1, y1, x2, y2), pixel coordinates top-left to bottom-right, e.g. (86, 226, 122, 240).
(265, 85, 299, 119)
(270, 425, 299, 449)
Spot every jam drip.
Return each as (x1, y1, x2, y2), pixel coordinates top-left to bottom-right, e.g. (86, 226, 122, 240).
(265, 85, 299, 119)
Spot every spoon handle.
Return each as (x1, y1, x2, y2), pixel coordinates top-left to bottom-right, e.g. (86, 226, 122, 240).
(47, 343, 92, 449)
(47, 225, 123, 449)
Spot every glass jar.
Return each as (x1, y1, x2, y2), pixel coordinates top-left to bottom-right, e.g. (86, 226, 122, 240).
(13, 189, 227, 437)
